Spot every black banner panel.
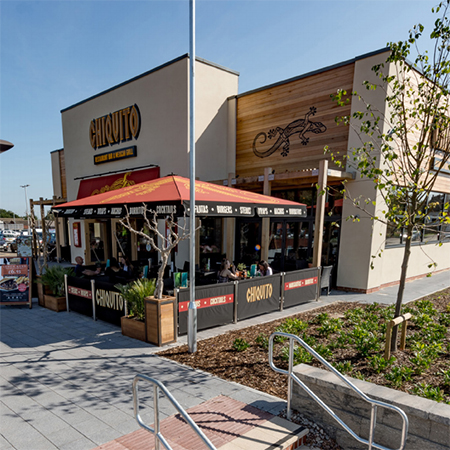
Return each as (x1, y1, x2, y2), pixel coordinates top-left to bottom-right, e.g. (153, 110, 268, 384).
(178, 283, 234, 335)
(237, 275, 281, 321)
(67, 276, 93, 317)
(283, 268, 319, 308)
(94, 279, 126, 326)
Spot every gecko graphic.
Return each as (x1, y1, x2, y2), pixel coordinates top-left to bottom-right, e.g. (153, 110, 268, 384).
(252, 107, 327, 158)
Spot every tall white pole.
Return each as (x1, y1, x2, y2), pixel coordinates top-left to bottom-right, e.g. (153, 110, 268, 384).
(187, 0, 197, 353)
(20, 184, 30, 231)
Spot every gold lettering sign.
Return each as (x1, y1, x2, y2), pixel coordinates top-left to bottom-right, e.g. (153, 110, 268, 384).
(95, 289, 124, 311)
(94, 146, 137, 165)
(246, 283, 273, 302)
(90, 105, 140, 149)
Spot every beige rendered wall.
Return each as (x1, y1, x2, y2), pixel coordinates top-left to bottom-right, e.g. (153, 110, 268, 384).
(382, 242, 450, 285)
(61, 58, 189, 201)
(194, 59, 239, 181)
(61, 57, 238, 202)
(337, 51, 392, 291)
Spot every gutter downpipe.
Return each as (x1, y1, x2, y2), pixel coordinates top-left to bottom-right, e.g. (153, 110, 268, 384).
(187, 0, 197, 353)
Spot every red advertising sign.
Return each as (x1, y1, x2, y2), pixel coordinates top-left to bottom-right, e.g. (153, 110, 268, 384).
(73, 222, 81, 247)
(284, 277, 318, 291)
(68, 285, 92, 299)
(77, 166, 160, 199)
(0, 257, 32, 307)
(179, 294, 234, 312)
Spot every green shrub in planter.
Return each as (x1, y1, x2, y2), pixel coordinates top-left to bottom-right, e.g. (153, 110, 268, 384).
(115, 278, 156, 321)
(37, 265, 74, 297)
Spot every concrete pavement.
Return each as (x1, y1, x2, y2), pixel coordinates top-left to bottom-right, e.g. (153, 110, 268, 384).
(1, 269, 449, 449)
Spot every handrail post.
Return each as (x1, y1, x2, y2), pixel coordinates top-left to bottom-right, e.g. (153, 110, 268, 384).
(287, 337, 294, 420)
(268, 332, 409, 450)
(368, 404, 377, 450)
(154, 384, 160, 450)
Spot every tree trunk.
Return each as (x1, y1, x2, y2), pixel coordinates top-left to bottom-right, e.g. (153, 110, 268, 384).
(390, 224, 413, 352)
(155, 253, 168, 299)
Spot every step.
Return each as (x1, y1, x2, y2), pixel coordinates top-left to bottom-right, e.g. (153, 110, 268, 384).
(92, 395, 308, 450)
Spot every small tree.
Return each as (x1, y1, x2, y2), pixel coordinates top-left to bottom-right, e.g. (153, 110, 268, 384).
(119, 205, 191, 299)
(326, 1, 450, 351)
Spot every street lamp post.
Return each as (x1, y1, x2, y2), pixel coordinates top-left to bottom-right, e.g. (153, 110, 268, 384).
(20, 184, 30, 231)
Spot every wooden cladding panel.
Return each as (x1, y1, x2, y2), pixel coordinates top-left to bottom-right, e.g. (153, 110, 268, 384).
(236, 64, 354, 178)
(59, 150, 67, 200)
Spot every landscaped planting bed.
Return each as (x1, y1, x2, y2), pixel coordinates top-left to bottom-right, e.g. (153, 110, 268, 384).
(159, 288, 450, 404)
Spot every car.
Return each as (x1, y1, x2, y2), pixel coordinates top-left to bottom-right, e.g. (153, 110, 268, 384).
(0, 232, 6, 251)
(0, 230, 17, 252)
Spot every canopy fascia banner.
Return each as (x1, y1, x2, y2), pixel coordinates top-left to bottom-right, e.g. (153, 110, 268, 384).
(53, 175, 307, 219)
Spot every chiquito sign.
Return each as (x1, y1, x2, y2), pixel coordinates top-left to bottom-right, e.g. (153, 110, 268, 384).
(90, 105, 141, 164)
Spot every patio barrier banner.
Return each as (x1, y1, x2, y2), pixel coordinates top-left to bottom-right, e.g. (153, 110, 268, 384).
(283, 267, 319, 308)
(178, 283, 234, 335)
(94, 279, 125, 326)
(237, 274, 281, 321)
(67, 276, 93, 317)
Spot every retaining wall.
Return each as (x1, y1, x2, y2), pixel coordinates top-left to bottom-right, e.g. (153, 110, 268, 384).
(291, 364, 450, 450)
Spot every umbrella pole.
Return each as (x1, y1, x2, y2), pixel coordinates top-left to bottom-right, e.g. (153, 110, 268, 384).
(187, 0, 197, 353)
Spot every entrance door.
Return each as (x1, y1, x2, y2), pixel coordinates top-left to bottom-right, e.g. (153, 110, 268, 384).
(85, 220, 108, 264)
(269, 220, 311, 272)
(268, 217, 341, 282)
(235, 219, 261, 266)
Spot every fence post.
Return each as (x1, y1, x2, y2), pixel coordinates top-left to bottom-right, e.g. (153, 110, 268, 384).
(65, 274, 69, 312)
(233, 281, 238, 323)
(91, 279, 96, 321)
(280, 272, 285, 311)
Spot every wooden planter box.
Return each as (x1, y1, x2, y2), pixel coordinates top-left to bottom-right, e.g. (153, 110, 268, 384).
(121, 315, 146, 342)
(145, 295, 177, 346)
(43, 294, 66, 312)
(36, 279, 54, 307)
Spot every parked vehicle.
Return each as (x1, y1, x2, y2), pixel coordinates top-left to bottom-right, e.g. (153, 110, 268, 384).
(0, 231, 17, 252)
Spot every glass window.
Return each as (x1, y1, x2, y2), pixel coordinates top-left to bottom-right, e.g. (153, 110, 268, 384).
(199, 218, 222, 270)
(385, 190, 449, 246)
(88, 222, 106, 263)
(236, 221, 261, 266)
(135, 219, 157, 265)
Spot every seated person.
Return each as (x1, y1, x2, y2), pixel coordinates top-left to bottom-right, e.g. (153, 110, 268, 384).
(106, 257, 128, 284)
(74, 256, 102, 277)
(119, 255, 134, 278)
(218, 259, 240, 283)
(258, 260, 273, 276)
(74, 256, 84, 277)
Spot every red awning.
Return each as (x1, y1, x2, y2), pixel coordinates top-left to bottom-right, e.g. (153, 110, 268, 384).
(54, 175, 307, 219)
(77, 166, 160, 199)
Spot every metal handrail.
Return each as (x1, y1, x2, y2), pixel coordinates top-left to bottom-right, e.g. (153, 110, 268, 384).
(133, 374, 217, 450)
(269, 332, 409, 450)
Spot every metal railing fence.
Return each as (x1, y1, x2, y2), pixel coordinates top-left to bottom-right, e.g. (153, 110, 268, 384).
(132, 374, 217, 450)
(268, 332, 409, 450)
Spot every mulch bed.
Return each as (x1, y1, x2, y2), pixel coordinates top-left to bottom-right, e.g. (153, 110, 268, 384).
(158, 288, 450, 449)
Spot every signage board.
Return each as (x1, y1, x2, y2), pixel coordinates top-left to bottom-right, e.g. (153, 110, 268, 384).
(0, 257, 32, 307)
(66, 276, 125, 326)
(94, 146, 137, 165)
(178, 283, 234, 335)
(17, 237, 32, 257)
(236, 275, 280, 320)
(283, 267, 319, 308)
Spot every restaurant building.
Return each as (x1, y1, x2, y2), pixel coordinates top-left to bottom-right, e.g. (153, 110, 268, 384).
(52, 49, 450, 292)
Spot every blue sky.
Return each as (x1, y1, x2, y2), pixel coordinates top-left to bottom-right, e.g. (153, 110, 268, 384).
(0, 0, 439, 216)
